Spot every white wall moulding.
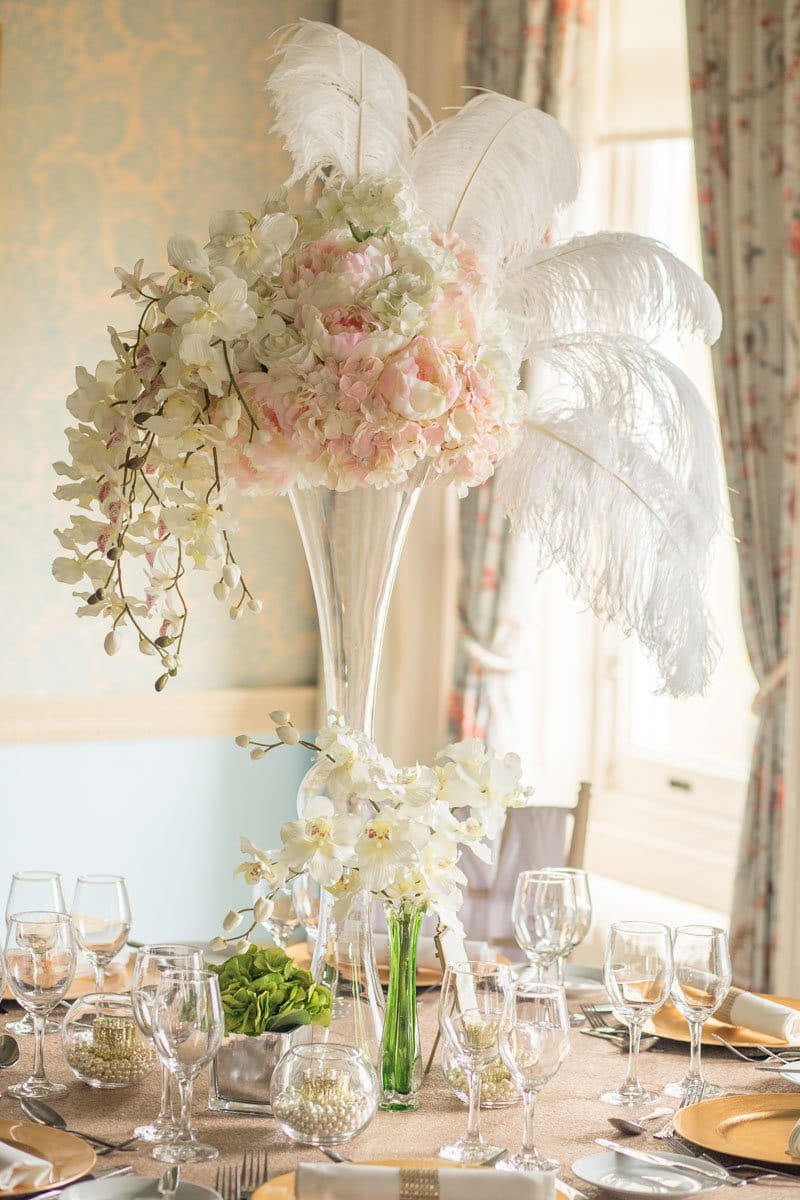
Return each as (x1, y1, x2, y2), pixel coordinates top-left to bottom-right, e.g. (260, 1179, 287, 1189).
(0, 686, 318, 746)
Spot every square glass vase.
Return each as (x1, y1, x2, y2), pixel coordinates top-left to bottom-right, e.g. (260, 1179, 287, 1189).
(208, 1028, 310, 1115)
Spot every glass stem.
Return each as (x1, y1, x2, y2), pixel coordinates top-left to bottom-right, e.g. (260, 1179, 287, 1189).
(625, 1022, 642, 1092)
(176, 1076, 195, 1143)
(688, 1019, 704, 1081)
(94, 958, 106, 993)
(31, 1011, 47, 1085)
(521, 1088, 539, 1160)
(158, 1063, 173, 1122)
(465, 1066, 483, 1145)
(556, 956, 565, 986)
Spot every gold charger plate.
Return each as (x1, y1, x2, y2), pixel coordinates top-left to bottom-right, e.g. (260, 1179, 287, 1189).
(675, 1092, 800, 1168)
(0, 1119, 96, 1197)
(648, 993, 800, 1048)
(253, 1159, 570, 1199)
(286, 943, 443, 988)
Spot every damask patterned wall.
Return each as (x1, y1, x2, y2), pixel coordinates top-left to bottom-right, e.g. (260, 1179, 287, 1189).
(0, 0, 331, 699)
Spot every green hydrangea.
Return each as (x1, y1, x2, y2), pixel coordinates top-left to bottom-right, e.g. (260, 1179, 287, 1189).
(211, 945, 332, 1037)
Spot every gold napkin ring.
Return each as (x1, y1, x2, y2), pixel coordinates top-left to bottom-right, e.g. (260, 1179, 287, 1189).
(399, 1167, 440, 1199)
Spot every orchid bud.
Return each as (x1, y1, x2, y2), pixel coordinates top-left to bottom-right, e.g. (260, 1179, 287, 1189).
(253, 896, 274, 924)
(276, 724, 300, 745)
(222, 563, 241, 589)
(269, 709, 291, 725)
(235, 734, 250, 748)
(209, 936, 227, 953)
(222, 418, 238, 439)
(234, 938, 250, 954)
(154, 673, 169, 692)
(222, 910, 242, 932)
(250, 747, 266, 761)
(213, 580, 230, 602)
(220, 395, 241, 423)
(247, 597, 263, 613)
(162, 653, 177, 670)
(139, 637, 157, 656)
(103, 631, 120, 656)
(229, 605, 243, 621)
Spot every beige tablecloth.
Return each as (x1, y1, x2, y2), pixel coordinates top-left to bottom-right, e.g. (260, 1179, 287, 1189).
(3, 995, 799, 1198)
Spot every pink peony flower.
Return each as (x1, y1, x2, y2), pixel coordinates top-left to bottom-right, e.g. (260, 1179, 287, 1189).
(377, 337, 460, 421)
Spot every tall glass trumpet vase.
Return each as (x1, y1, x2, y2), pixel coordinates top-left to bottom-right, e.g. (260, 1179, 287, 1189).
(380, 900, 425, 1111)
(289, 464, 427, 1080)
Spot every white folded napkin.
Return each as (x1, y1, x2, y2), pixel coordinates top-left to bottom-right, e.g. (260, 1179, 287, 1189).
(0, 1140, 52, 1189)
(372, 935, 491, 972)
(295, 1163, 554, 1199)
(788, 1117, 800, 1158)
(715, 987, 800, 1042)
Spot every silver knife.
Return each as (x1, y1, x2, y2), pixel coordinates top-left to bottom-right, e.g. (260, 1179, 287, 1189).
(33, 1164, 133, 1199)
(595, 1139, 732, 1184)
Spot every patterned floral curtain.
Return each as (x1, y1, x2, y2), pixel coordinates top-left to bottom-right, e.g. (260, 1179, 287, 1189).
(686, 0, 800, 989)
(448, 0, 596, 746)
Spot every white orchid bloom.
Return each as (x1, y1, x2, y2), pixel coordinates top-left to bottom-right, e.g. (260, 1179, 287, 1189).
(177, 333, 228, 395)
(208, 210, 298, 282)
(166, 234, 213, 283)
(167, 277, 256, 343)
(353, 809, 425, 893)
(280, 796, 360, 886)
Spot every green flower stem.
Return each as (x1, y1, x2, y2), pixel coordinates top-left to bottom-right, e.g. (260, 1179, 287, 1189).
(381, 900, 425, 1110)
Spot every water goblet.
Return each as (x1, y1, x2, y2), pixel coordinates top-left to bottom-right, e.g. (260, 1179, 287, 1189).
(150, 967, 224, 1163)
(70, 874, 131, 992)
(513, 870, 577, 982)
(601, 920, 673, 1105)
(498, 980, 571, 1173)
(5, 872, 67, 1036)
(437, 961, 510, 1165)
(292, 873, 320, 942)
(551, 868, 592, 1026)
(131, 944, 204, 1142)
(5, 911, 76, 1097)
(665, 924, 732, 1100)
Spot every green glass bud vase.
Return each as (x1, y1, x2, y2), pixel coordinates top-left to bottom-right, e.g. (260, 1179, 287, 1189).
(380, 899, 425, 1110)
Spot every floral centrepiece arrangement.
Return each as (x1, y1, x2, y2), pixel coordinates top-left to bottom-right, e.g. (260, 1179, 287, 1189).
(53, 19, 724, 699)
(215, 710, 532, 944)
(210, 945, 331, 1036)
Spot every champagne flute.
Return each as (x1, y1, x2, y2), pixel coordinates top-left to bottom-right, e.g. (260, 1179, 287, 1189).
(70, 874, 131, 992)
(512, 870, 577, 981)
(5, 911, 76, 1097)
(150, 967, 224, 1163)
(131, 944, 204, 1142)
(551, 868, 592, 1025)
(498, 980, 571, 1173)
(438, 962, 510, 1165)
(665, 925, 732, 1100)
(5, 872, 67, 1036)
(601, 921, 673, 1105)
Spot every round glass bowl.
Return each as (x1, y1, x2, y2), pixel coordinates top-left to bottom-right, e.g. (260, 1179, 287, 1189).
(270, 1044, 378, 1145)
(61, 992, 158, 1088)
(442, 1043, 520, 1107)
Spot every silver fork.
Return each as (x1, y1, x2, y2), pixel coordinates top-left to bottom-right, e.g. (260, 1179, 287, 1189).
(214, 1164, 241, 1200)
(653, 1077, 704, 1139)
(581, 1003, 622, 1030)
(241, 1148, 269, 1196)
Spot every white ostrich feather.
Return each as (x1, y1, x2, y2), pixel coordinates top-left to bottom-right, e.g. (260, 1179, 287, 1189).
(266, 21, 419, 186)
(503, 231, 723, 353)
(498, 334, 723, 696)
(410, 93, 580, 272)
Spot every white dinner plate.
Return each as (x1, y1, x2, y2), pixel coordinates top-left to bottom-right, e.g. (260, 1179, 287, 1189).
(60, 1178, 220, 1199)
(563, 964, 605, 997)
(779, 1065, 800, 1086)
(572, 1150, 729, 1197)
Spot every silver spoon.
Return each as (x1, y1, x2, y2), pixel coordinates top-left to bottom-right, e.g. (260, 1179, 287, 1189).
(19, 1096, 139, 1152)
(608, 1108, 673, 1136)
(0, 1035, 20, 1069)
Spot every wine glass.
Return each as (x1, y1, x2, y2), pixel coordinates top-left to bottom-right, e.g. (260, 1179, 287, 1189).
(70, 874, 131, 991)
(258, 853, 301, 948)
(437, 961, 510, 1165)
(601, 921, 673, 1105)
(551, 868, 592, 1026)
(498, 980, 571, 1173)
(131, 944, 204, 1142)
(5, 871, 67, 1036)
(665, 925, 732, 1100)
(150, 967, 224, 1163)
(4, 911, 76, 1097)
(292, 872, 320, 942)
(512, 870, 577, 981)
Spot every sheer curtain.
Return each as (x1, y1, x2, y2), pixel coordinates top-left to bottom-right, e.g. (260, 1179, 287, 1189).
(686, 0, 800, 990)
(448, 0, 598, 753)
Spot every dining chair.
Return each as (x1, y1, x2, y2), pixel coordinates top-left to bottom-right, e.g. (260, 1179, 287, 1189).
(457, 781, 592, 953)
